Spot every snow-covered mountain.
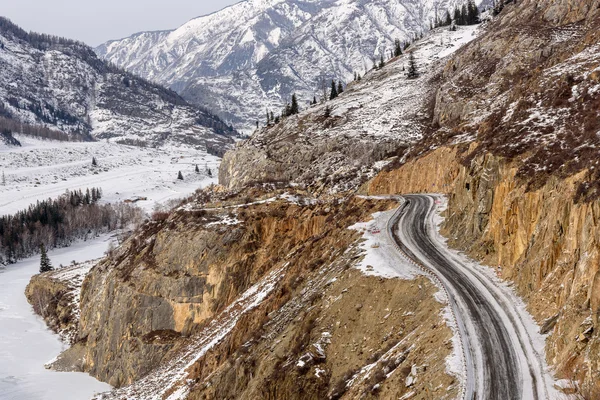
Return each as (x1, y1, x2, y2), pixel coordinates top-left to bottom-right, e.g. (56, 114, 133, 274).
(0, 17, 237, 152)
(97, 0, 489, 132)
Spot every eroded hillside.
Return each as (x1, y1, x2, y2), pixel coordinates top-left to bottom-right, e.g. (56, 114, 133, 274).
(365, 0, 600, 395)
(30, 188, 461, 399)
(219, 0, 600, 396)
(220, 25, 480, 192)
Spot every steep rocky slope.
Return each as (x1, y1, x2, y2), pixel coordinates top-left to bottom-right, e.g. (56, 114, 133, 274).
(0, 18, 236, 151)
(24, 1, 600, 398)
(97, 0, 489, 132)
(31, 188, 461, 399)
(220, 24, 480, 191)
(364, 0, 600, 395)
(26, 260, 100, 345)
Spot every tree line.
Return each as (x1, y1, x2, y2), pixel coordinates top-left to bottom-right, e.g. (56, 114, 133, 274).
(0, 188, 144, 264)
(0, 116, 88, 143)
(432, 0, 481, 29)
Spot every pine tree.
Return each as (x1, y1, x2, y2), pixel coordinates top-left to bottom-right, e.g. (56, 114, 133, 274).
(379, 54, 385, 69)
(1, 170, 5, 186)
(270, 111, 275, 122)
(467, 0, 480, 24)
(177, 171, 184, 180)
(357, 73, 362, 81)
(330, 80, 338, 100)
(195, 164, 200, 173)
(290, 94, 299, 115)
(407, 52, 419, 79)
(39, 244, 53, 273)
(445, 10, 452, 26)
(394, 39, 403, 57)
(454, 6, 462, 24)
(208, 168, 213, 177)
(313, 95, 317, 105)
(337, 81, 344, 95)
(461, 4, 468, 25)
(92, 157, 97, 167)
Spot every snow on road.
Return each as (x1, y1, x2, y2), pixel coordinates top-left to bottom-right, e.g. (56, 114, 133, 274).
(0, 135, 220, 215)
(349, 208, 419, 280)
(393, 194, 561, 400)
(0, 236, 113, 400)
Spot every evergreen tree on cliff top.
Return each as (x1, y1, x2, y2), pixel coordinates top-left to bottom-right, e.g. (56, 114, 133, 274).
(290, 94, 299, 115)
(39, 244, 53, 273)
(407, 52, 419, 79)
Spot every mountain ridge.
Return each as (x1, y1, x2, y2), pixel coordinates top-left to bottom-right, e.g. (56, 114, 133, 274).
(0, 17, 237, 153)
(97, 0, 490, 132)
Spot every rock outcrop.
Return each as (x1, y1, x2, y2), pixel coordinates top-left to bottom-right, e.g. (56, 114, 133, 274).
(35, 188, 463, 399)
(368, 143, 600, 395)
(220, 25, 481, 191)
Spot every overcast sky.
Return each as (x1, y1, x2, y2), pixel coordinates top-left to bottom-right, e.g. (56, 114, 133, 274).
(2, 0, 240, 46)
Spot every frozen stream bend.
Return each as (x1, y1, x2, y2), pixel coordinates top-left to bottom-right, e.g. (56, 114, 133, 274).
(0, 237, 112, 400)
(390, 194, 558, 400)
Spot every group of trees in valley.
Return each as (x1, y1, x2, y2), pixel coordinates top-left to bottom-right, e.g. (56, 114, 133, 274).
(0, 188, 144, 264)
(0, 116, 88, 143)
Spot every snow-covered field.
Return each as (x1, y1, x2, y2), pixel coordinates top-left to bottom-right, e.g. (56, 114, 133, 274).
(0, 136, 222, 400)
(0, 236, 113, 400)
(0, 135, 220, 216)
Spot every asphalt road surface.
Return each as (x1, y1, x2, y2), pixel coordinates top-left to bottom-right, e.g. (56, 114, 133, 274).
(391, 194, 554, 400)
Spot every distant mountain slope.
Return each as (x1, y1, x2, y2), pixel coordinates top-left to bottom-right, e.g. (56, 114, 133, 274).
(219, 24, 481, 191)
(0, 17, 236, 153)
(97, 0, 489, 132)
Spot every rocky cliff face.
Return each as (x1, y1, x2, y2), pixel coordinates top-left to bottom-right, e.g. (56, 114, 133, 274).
(367, 144, 600, 395)
(26, 1, 600, 398)
(363, 2, 600, 394)
(37, 188, 462, 399)
(0, 17, 236, 151)
(219, 0, 600, 396)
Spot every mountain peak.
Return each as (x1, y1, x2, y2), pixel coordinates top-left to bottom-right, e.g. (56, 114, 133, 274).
(97, 0, 488, 132)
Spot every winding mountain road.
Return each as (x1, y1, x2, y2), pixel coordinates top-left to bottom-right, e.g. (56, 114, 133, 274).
(390, 194, 556, 400)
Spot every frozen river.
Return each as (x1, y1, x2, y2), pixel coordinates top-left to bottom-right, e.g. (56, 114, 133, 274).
(0, 237, 112, 400)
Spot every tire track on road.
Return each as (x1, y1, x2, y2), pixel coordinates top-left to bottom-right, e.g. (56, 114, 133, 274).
(390, 194, 555, 400)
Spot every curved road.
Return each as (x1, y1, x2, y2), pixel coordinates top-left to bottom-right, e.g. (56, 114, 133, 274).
(391, 194, 555, 400)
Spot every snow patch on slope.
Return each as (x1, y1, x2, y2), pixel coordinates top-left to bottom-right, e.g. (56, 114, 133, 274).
(349, 209, 419, 279)
(97, 0, 487, 132)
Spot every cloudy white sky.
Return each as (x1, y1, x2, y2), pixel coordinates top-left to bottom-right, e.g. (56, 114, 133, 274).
(2, 0, 240, 46)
